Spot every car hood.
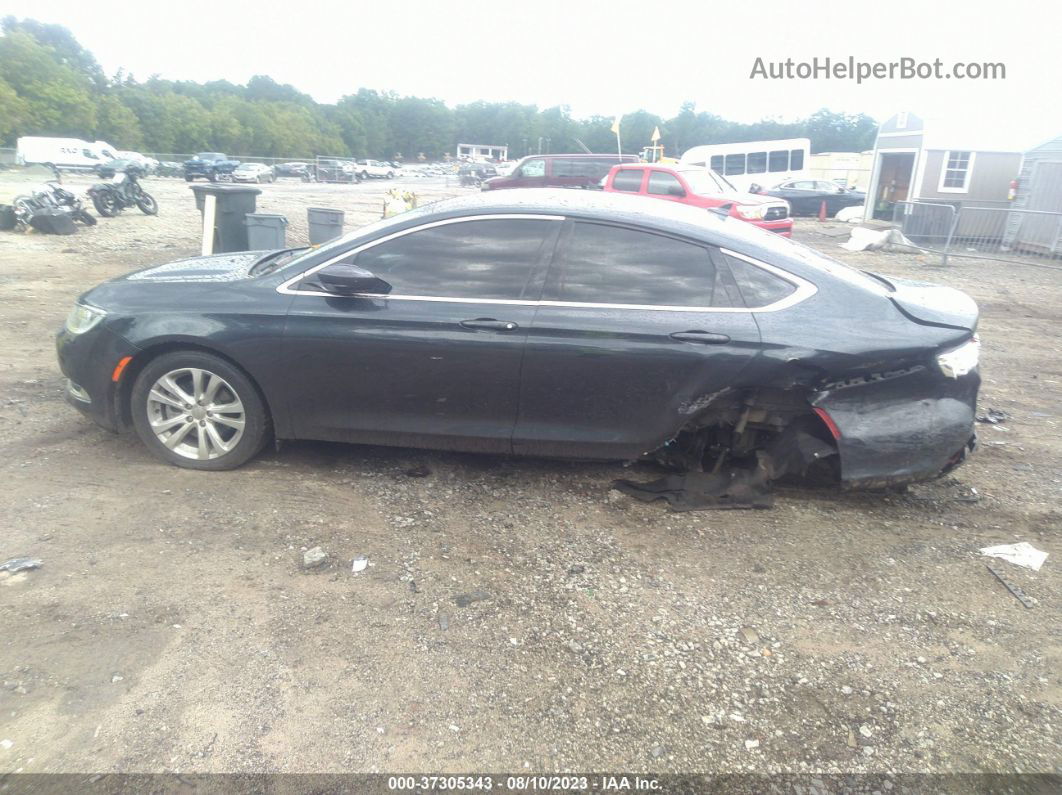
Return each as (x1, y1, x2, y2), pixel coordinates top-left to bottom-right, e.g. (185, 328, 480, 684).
(120, 251, 267, 283)
(884, 276, 979, 331)
(727, 191, 786, 206)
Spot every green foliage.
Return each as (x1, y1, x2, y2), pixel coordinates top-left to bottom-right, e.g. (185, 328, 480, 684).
(0, 17, 879, 159)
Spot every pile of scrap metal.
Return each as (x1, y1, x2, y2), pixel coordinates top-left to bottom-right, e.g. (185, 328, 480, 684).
(0, 164, 96, 234)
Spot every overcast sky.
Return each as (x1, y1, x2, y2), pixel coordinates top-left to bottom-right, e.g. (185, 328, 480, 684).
(18, 0, 1062, 146)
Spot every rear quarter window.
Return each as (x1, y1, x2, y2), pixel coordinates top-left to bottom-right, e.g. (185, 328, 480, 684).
(723, 253, 797, 308)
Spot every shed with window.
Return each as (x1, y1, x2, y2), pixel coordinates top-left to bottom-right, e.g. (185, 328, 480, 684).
(864, 113, 1023, 231)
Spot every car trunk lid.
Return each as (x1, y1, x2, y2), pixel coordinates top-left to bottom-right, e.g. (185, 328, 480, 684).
(878, 276, 979, 331)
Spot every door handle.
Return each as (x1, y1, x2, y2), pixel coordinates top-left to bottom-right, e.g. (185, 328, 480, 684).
(460, 317, 519, 331)
(669, 330, 731, 344)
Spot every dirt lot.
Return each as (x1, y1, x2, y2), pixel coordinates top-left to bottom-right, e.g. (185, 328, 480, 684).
(0, 175, 1059, 778)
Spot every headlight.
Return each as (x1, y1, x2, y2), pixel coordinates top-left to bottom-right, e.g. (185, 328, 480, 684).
(65, 303, 107, 335)
(936, 335, 980, 378)
(735, 204, 766, 220)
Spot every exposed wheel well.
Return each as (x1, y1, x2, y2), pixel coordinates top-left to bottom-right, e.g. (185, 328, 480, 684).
(117, 342, 276, 434)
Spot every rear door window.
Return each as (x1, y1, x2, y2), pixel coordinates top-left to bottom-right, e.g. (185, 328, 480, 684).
(547, 222, 732, 308)
(611, 169, 645, 192)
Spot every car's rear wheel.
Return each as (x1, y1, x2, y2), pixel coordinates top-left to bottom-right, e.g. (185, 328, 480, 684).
(131, 352, 271, 470)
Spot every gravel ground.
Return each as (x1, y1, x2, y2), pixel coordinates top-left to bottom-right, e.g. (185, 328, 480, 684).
(0, 175, 1059, 777)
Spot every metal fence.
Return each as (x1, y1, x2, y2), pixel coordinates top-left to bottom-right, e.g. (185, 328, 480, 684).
(890, 201, 1062, 266)
(0, 147, 16, 166)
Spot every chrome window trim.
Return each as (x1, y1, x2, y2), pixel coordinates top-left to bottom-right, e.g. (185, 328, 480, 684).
(277, 216, 817, 313)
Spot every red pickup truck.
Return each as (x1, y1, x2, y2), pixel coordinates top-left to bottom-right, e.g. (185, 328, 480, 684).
(602, 163, 793, 236)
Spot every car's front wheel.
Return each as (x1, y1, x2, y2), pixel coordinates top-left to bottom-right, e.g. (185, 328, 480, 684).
(131, 351, 271, 470)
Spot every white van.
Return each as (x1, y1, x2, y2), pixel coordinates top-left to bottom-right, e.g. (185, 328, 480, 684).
(16, 137, 120, 171)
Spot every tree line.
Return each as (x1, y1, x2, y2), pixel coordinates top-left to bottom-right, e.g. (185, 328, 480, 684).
(0, 17, 879, 160)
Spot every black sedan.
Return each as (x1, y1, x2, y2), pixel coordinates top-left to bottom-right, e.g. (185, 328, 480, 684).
(761, 179, 866, 216)
(57, 190, 980, 491)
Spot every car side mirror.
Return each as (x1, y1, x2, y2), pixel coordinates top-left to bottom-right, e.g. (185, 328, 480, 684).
(316, 263, 391, 296)
(668, 185, 686, 197)
(748, 183, 763, 194)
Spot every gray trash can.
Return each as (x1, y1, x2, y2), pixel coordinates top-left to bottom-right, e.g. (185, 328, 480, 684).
(307, 207, 345, 244)
(245, 213, 288, 250)
(190, 184, 262, 253)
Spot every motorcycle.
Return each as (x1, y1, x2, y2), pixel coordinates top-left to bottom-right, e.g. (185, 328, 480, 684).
(87, 165, 159, 217)
(46, 183, 97, 226)
(10, 182, 96, 232)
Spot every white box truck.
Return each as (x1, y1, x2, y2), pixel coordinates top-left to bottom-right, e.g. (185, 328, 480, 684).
(16, 137, 120, 171)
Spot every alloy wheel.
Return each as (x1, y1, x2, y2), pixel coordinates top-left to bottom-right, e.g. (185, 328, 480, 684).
(146, 367, 246, 460)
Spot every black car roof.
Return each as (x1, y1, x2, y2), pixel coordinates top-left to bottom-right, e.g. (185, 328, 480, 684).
(417, 188, 749, 245)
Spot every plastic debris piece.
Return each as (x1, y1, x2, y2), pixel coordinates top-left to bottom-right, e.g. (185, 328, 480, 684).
(351, 555, 368, 573)
(0, 557, 42, 573)
(979, 542, 1047, 571)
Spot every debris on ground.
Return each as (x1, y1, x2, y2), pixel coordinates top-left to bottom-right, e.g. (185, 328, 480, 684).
(0, 557, 42, 573)
(840, 226, 921, 253)
(302, 547, 328, 569)
(980, 542, 1048, 571)
(403, 464, 432, 478)
(976, 408, 1010, 425)
(739, 627, 760, 644)
(986, 565, 1037, 609)
(351, 555, 369, 574)
(612, 467, 773, 511)
(454, 590, 490, 607)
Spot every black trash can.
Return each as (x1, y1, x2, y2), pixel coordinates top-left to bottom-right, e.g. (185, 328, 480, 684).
(245, 213, 288, 250)
(307, 207, 345, 245)
(190, 183, 262, 253)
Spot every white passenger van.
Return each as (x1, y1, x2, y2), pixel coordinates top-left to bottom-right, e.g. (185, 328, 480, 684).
(680, 138, 811, 193)
(16, 137, 120, 171)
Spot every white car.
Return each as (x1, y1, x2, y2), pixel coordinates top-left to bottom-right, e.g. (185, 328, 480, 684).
(355, 159, 396, 179)
(232, 163, 276, 183)
(117, 150, 160, 174)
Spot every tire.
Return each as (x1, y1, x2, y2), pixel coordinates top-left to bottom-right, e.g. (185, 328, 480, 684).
(208, 171, 217, 183)
(12, 196, 34, 231)
(131, 351, 271, 471)
(91, 190, 119, 217)
(360, 171, 369, 181)
(256, 175, 263, 183)
(136, 191, 159, 215)
(387, 171, 394, 179)
(185, 175, 194, 182)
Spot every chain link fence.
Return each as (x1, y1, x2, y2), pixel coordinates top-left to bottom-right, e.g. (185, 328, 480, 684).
(891, 201, 1062, 267)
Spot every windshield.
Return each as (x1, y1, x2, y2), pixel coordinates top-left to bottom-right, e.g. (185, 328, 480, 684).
(196, 153, 223, 160)
(679, 168, 735, 196)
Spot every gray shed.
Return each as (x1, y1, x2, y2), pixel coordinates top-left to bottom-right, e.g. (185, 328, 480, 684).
(1002, 135, 1062, 255)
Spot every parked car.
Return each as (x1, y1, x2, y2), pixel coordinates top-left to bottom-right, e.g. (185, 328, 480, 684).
(156, 161, 185, 178)
(315, 159, 358, 183)
(603, 163, 792, 236)
(183, 153, 241, 182)
(759, 179, 866, 217)
(481, 154, 639, 191)
(58, 189, 980, 492)
(275, 162, 313, 178)
(232, 163, 276, 183)
(355, 159, 396, 180)
(117, 151, 160, 175)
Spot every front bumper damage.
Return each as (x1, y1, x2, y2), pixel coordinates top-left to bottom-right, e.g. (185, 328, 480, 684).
(811, 365, 980, 488)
